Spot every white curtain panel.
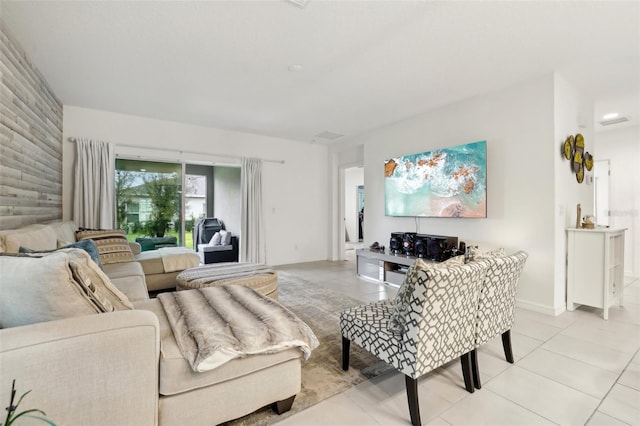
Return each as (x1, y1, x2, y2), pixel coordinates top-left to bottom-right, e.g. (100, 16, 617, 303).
(73, 138, 115, 229)
(240, 157, 265, 264)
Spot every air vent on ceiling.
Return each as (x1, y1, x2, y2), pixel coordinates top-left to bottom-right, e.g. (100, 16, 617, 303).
(314, 131, 344, 140)
(599, 115, 631, 126)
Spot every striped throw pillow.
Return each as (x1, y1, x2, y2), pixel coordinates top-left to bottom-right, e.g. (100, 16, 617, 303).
(76, 229, 134, 265)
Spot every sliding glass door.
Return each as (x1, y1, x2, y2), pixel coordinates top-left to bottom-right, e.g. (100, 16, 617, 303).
(115, 159, 240, 250)
(115, 159, 183, 248)
(184, 164, 214, 249)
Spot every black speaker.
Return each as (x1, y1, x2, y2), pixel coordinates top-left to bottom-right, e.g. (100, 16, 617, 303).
(389, 232, 404, 254)
(414, 234, 429, 258)
(402, 232, 417, 256)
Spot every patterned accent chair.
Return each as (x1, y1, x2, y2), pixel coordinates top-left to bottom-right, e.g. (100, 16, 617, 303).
(471, 251, 528, 389)
(340, 261, 488, 426)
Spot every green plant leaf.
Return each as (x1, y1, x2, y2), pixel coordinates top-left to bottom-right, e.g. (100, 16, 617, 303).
(25, 414, 57, 426)
(10, 408, 47, 423)
(14, 390, 32, 410)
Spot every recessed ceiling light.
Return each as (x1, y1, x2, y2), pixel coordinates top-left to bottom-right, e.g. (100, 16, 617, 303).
(288, 64, 303, 72)
(602, 112, 619, 120)
(599, 115, 631, 126)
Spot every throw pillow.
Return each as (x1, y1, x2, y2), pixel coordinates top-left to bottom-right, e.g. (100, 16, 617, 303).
(0, 252, 103, 328)
(76, 229, 134, 265)
(20, 239, 104, 270)
(220, 231, 232, 246)
(208, 232, 222, 246)
(388, 258, 429, 335)
(60, 248, 133, 310)
(68, 260, 116, 313)
(2, 225, 57, 253)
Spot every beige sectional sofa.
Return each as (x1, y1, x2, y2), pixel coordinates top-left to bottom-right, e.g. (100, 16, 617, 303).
(0, 220, 199, 293)
(0, 221, 303, 425)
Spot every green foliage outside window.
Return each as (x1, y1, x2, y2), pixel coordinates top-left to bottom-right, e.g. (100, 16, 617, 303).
(143, 173, 180, 237)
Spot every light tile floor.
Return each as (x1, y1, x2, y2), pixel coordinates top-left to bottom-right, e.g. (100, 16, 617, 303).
(274, 255, 640, 426)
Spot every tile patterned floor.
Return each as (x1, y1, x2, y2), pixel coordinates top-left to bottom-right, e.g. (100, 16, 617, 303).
(274, 255, 640, 426)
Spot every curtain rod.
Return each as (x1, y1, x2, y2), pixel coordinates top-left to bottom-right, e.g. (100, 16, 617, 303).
(68, 138, 285, 164)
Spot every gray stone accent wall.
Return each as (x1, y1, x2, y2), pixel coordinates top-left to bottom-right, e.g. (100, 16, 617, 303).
(0, 21, 63, 230)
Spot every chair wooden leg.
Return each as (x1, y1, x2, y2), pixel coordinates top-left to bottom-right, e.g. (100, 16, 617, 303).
(460, 352, 475, 393)
(471, 349, 481, 389)
(342, 336, 350, 371)
(272, 395, 296, 414)
(405, 375, 422, 426)
(502, 330, 514, 363)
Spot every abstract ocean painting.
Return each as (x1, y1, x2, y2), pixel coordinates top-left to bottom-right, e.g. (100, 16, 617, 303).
(384, 140, 487, 218)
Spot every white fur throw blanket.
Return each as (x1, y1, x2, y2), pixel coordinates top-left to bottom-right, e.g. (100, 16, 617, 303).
(158, 285, 319, 372)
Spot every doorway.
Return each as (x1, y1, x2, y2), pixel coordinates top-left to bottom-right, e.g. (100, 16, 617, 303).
(344, 166, 364, 258)
(185, 164, 242, 249)
(594, 160, 610, 226)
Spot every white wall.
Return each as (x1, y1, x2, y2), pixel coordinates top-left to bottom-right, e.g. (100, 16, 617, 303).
(344, 167, 364, 242)
(552, 73, 595, 311)
(595, 125, 640, 278)
(63, 106, 330, 266)
(335, 73, 593, 315)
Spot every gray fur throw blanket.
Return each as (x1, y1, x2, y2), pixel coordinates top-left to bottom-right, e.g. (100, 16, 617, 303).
(158, 285, 319, 372)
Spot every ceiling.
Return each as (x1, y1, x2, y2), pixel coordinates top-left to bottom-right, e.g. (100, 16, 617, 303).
(1, 1, 639, 143)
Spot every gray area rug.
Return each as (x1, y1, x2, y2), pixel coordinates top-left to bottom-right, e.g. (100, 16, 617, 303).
(224, 271, 393, 425)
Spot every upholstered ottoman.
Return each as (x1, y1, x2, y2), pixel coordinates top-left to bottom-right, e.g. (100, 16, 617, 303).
(176, 262, 278, 299)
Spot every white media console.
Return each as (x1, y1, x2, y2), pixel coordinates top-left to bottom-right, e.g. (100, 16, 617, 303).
(356, 248, 435, 286)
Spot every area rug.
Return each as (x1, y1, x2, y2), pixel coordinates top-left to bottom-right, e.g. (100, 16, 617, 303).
(224, 271, 393, 425)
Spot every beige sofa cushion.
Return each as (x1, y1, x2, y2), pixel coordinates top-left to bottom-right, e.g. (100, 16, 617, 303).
(109, 275, 150, 302)
(103, 260, 145, 280)
(76, 229, 134, 265)
(135, 250, 166, 275)
(2, 225, 57, 253)
(48, 220, 79, 245)
(0, 252, 105, 328)
(102, 262, 148, 302)
(134, 299, 301, 396)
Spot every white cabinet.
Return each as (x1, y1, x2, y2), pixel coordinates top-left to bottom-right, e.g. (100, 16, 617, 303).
(566, 228, 626, 319)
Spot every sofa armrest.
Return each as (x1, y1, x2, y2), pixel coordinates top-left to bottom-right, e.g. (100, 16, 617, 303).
(129, 241, 142, 255)
(0, 310, 160, 426)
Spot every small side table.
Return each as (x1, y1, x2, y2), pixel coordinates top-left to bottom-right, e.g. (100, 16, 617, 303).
(566, 227, 626, 319)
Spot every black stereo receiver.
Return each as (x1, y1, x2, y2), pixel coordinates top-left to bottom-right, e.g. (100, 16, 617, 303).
(392, 233, 459, 261)
(422, 234, 459, 262)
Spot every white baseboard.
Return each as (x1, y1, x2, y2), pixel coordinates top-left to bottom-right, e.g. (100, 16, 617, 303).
(516, 299, 566, 316)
